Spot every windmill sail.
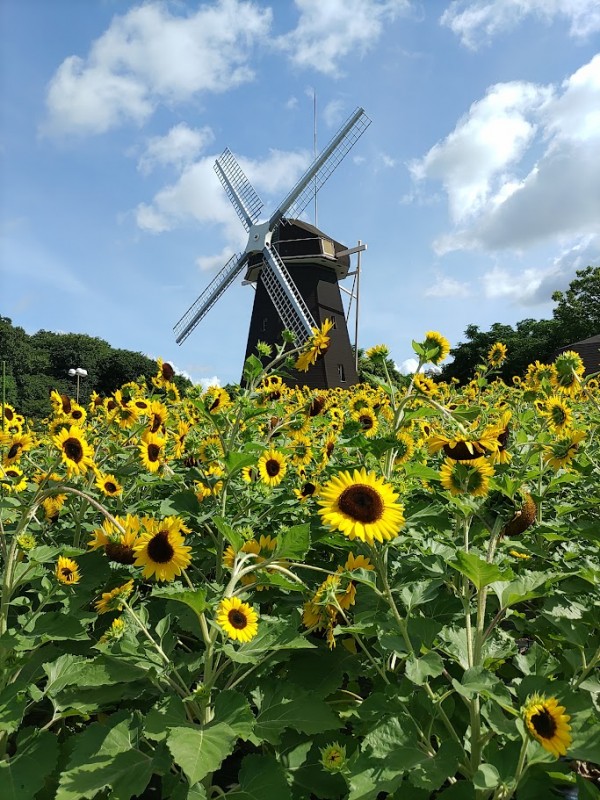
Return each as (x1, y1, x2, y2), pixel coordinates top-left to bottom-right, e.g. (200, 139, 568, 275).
(270, 107, 371, 227)
(260, 245, 316, 342)
(174, 252, 246, 344)
(214, 149, 263, 231)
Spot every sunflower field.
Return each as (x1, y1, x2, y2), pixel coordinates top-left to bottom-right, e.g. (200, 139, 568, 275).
(1, 329, 599, 800)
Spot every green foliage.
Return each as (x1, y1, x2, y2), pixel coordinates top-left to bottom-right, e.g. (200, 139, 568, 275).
(0, 316, 191, 416)
(441, 265, 600, 382)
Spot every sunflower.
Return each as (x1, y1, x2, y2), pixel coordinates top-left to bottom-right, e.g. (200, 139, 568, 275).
(487, 342, 508, 367)
(42, 494, 67, 522)
(95, 473, 123, 497)
(302, 574, 355, 648)
(88, 514, 143, 564)
(523, 694, 571, 757)
(198, 435, 224, 463)
(241, 466, 258, 483)
(147, 400, 169, 434)
(365, 344, 390, 359)
(139, 431, 166, 473)
(320, 743, 346, 772)
(413, 374, 438, 396)
(543, 429, 585, 470)
(352, 407, 379, 438)
(295, 319, 334, 372)
(67, 403, 87, 426)
(439, 457, 494, 497)
(258, 449, 287, 487)
(204, 386, 231, 414)
(343, 552, 374, 571)
(173, 419, 191, 459)
(422, 331, 450, 365)
(541, 397, 573, 432)
(0, 465, 28, 493)
(428, 428, 499, 460)
(53, 426, 95, 476)
(394, 431, 415, 466)
(99, 617, 126, 643)
(152, 357, 176, 388)
(56, 556, 81, 585)
(95, 579, 134, 614)
(318, 468, 405, 545)
(217, 597, 259, 643)
(2, 431, 35, 466)
(133, 517, 192, 581)
(293, 479, 320, 502)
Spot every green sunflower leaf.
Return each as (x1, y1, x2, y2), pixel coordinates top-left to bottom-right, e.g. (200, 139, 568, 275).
(213, 516, 243, 551)
(447, 551, 513, 590)
(0, 728, 59, 800)
(167, 722, 237, 786)
(276, 523, 310, 560)
(151, 585, 208, 616)
(56, 711, 154, 800)
(405, 652, 445, 685)
(253, 684, 341, 744)
(224, 754, 291, 799)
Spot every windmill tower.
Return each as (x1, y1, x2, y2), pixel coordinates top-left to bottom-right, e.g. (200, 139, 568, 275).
(173, 107, 371, 389)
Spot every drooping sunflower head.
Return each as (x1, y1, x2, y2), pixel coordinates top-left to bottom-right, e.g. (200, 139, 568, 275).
(421, 331, 450, 365)
(394, 430, 415, 466)
(133, 517, 192, 582)
(94, 579, 134, 614)
(258, 449, 287, 487)
(365, 344, 390, 359)
(543, 429, 586, 471)
(56, 556, 81, 585)
(343, 552, 374, 572)
(216, 597, 259, 643)
(413, 374, 438, 396)
(522, 693, 572, 758)
(88, 514, 142, 564)
(439, 457, 494, 497)
(318, 468, 405, 545)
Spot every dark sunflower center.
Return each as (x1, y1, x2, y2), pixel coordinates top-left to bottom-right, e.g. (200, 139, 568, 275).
(147, 444, 160, 462)
(531, 708, 557, 739)
(266, 459, 281, 477)
(228, 609, 248, 629)
(147, 530, 174, 563)
(359, 414, 374, 430)
(150, 415, 162, 433)
(162, 362, 175, 380)
(105, 541, 135, 564)
(7, 443, 20, 460)
(302, 482, 316, 497)
(326, 442, 335, 457)
(309, 397, 326, 416)
(64, 438, 83, 462)
(5, 408, 14, 421)
(61, 396, 71, 413)
(551, 407, 567, 424)
(106, 399, 117, 411)
(105, 481, 117, 493)
(61, 567, 73, 579)
(6, 470, 18, 478)
(338, 484, 384, 524)
(72, 409, 83, 420)
(209, 398, 221, 411)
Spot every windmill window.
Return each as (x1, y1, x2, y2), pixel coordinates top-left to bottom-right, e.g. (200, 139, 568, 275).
(337, 364, 346, 382)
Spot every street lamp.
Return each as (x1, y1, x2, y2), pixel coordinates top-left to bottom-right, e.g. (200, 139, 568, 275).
(68, 368, 88, 403)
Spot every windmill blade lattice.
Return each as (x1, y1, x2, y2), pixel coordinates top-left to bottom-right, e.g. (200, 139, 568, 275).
(260, 245, 316, 342)
(214, 148, 263, 232)
(174, 251, 246, 344)
(270, 107, 371, 227)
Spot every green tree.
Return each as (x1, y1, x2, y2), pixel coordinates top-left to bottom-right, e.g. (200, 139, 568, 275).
(551, 265, 600, 345)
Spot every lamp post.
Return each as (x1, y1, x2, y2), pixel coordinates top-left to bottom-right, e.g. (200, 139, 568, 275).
(68, 368, 87, 403)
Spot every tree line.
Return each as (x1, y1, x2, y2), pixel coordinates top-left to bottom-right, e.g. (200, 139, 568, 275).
(440, 266, 600, 383)
(0, 318, 191, 418)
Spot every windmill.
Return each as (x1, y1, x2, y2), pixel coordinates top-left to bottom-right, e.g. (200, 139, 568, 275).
(173, 107, 371, 389)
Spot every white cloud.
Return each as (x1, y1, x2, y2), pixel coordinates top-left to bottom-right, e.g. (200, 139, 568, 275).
(138, 124, 214, 174)
(43, 0, 272, 135)
(409, 81, 551, 224)
(323, 99, 345, 128)
(198, 375, 221, 390)
(481, 263, 575, 306)
(398, 357, 421, 374)
(380, 153, 397, 168)
(441, 0, 600, 49)
(277, 0, 410, 76)
(196, 246, 238, 273)
(425, 275, 471, 297)
(285, 95, 299, 110)
(135, 147, 312, 246)
(412, 55, 600, 263)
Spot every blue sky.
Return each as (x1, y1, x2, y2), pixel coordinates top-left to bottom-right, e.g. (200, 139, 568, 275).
(1, 0, 599, 385)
